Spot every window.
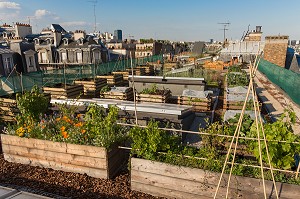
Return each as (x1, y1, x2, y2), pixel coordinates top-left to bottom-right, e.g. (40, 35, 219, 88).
(29, 56, 33, 67)
(41, 52, 48, 63)
(3, 57, 13, 76)
(61, 52, 67, 62)
(77, 52, 82, 63)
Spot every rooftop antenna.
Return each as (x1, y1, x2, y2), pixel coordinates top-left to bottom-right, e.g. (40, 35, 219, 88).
(88, 0, 98, 33)
(27, 16, 35, 25)
(218, 21, 230, 42)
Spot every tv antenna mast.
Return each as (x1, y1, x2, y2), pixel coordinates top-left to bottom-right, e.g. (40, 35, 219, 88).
(218, 21, 230, 42)
(88, 0, 98, 33)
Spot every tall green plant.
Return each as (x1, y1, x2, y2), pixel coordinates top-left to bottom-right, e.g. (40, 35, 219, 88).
(16, 85, 49, 124)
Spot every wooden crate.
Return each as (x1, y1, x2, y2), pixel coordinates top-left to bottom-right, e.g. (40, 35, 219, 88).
(131, 158, 300, 199)
(75, 78, 107, 98)
(97, 74, 123, 87)
(43, 84, 84, 99)
(0, 98, 18, 122)
(112, 71, 129, 86)
(136, 90, 171, 103)
(136, 65, 154, 75)
(101, 87, 133, 101)
(175, 96, 212, 112)
(1, 134, 127, 179)
(126, 68, 146, 76)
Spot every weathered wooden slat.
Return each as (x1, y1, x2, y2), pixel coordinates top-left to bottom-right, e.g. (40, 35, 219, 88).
(4, 153, 108, 179)
(2, 144, 107, 169)
(131, 158, 300, 199)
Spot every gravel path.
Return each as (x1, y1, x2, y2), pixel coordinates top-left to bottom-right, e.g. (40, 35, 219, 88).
(0, 154, 163, 199)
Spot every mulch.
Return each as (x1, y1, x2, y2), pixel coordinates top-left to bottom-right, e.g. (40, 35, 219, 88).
(0, 154, 163, 199)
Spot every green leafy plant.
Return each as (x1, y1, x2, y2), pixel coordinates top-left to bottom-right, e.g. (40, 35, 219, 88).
(100, 85, 111, 94)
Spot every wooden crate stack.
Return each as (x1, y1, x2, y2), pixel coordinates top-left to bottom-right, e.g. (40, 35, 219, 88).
(74, 78, 107, 98)
(136, 65, 154, 75)
(175, 96, 212, 112)
(126, 68, 146, 76)
(0, 98, 18, 122)
(97, 74, 123, 87)
(136, 90, 171, 103)
(112, 71, 129, 86)
(43, 84, 84, 99)
(101, 87, 133, 101)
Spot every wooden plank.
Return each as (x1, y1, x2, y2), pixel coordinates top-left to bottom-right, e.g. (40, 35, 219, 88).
(66, 143, 107, 158)
(131, 158, 299, 198)
(1, 134, 67, 153)
(4, 153, 108, 179)
(2, 144, 107, 169)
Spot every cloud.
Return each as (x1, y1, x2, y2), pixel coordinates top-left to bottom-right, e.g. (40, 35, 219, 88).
(0, 1, 20, 9)
(60, 21, 89, 27)
(34, 9, 59, 20)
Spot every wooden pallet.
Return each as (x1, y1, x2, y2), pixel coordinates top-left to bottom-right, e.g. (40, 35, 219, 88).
(136, 65, 154, 75)
(126, 68, 146, 76)
(43, 84, 84, 99)
(0, 98, 18, 122)
(75, 78, 107, 98)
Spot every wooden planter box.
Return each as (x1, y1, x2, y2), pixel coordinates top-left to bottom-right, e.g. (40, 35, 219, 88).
(174, 96, 212, 112)
(1, 134, 127, 179)
(101, 87, 133, 101)
(112, 71, 129, 86)
(126, 68, 146, 76)
(74, 78, 107, 98)
(43, 84, 84, 99)
(136, 65, 154, 75)
(223, 100, 258, 110)
(136, 90, 171, 103)
(97, 74, 123, 87)
(131, 158, 300, 199)
(0, 98, 18, 122)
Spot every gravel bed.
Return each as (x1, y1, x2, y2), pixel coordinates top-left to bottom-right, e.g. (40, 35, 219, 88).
(0, 154, 163, 199)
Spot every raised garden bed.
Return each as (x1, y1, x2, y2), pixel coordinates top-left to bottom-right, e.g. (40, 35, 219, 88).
(101, 87, 133, 101)
(174, 96, 212, 112)
(0, 98, 18, 122)
(1, 134, 127, 179)
(74, 78, 107, 98)
(131, 157, 300, 199)
(136, 90, 171, 103)
(43, 84, 83, 99)
(97, 74, 123, 87)
(126, 68, 146, 76)
(112, 71, 129, 86)
(136, 65, 154, 75)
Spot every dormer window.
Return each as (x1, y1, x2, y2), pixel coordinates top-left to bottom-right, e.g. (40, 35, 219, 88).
(46, 38, 53, 45)
(62, 38, 69, 45)
(78, 38, 84, 45)
(34, 38, 40, 45)
(3, 32, 7, 38)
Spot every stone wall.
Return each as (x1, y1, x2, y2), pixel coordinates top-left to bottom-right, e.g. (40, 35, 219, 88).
(264, 35, 289, 67)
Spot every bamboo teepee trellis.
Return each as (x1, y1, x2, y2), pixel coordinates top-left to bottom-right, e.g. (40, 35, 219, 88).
(214, 53, 279, 199)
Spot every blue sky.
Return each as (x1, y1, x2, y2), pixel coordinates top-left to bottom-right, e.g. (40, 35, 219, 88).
(0, 0, 299, 41)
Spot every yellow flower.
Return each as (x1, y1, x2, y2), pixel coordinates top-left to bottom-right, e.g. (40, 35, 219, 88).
(75, 122, 83, 127)
(77, 114, 81, 118)
(55, 117, 61, 122)
(81, 129, 86, 134)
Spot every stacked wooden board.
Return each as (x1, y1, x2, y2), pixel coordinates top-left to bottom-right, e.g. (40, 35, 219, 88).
(126, 68, 146, 76)
(101, 87, 133, 101)
(136, 90, 171, 103)
(74, 78, 107, 98)
(174, 96, 212, 112)
(112, 71, 129, 86)
(0, 98, 18, 122)
(97, 74, 123, 87)
(43, 84, 84, 99)
(136, 65, 154, 75)
(223, 86, 255, 110)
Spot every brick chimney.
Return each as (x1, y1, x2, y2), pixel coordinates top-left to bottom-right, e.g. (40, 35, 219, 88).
(264, 35, 289, 67)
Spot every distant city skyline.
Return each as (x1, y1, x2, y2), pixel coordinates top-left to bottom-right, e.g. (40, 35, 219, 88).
(0, 0, 299, 41)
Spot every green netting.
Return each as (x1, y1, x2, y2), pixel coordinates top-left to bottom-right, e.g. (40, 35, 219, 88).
(0, 55, 163, 96)
(258, 59, 300, 105)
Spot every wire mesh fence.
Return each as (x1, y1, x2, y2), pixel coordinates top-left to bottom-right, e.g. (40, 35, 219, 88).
(258, 59, 300, 105)
(0, 55, 163, 96)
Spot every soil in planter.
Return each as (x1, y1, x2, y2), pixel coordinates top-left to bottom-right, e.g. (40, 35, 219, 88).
(0, 154, 164, 199)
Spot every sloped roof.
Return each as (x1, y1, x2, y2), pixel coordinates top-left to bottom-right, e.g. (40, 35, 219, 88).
(0, 48, 14, 54)
(51, 24, 67, 33)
